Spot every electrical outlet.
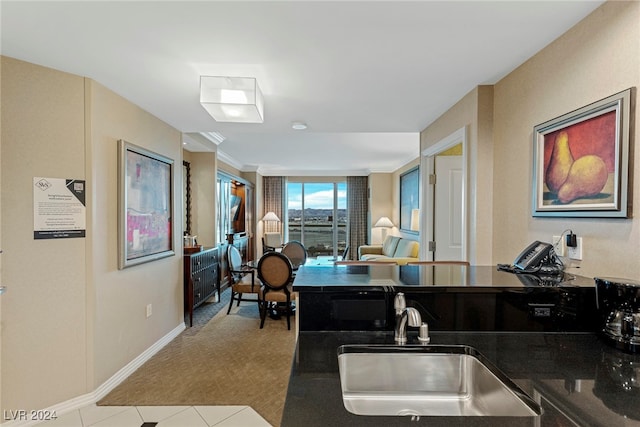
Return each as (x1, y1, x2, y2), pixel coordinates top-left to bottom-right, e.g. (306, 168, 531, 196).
(567, 237, 583, 260)
(146, 303, 152, 318)
(552, 235, 566, 256)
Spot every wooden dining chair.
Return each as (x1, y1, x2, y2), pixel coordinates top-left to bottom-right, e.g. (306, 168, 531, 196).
(226, 245, 261, 315)
(262, 232, 284, 252)
(281, 240, 308, 270)
(257, 251, 297, 330)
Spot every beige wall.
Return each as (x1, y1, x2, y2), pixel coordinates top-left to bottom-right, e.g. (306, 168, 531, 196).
(1, 57, 88, 410)
(420, 2, 640, 278)
(420, 86, 494, 264)
(87, 79, 183, 387)
(0, 53, 3, 411)
(1, 57, 184, 411)
(368, 173, 393, 244)
(492, 1, 639, 278)
(190, 152, 217, 247)
(218, 161, 242, 179)
(421, 1, 639, 272)
(184, 149, 221, 247)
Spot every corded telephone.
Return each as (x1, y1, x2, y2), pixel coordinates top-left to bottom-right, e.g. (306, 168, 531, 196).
(498, 240, 564, 274)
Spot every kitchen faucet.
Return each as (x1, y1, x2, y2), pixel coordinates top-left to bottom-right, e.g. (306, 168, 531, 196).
(394, 292, 429, 344)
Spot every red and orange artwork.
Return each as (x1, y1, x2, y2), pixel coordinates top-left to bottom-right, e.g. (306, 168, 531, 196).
(542, 110, 616, 204)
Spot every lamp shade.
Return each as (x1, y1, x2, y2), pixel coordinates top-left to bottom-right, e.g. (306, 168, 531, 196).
(374, 216, 394, 228)
(261, 211, 280, 222)
(200, 76, 264, 123)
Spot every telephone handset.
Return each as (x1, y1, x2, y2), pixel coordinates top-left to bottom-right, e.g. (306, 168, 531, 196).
(498, 240, 563, 275)
(513, 241, 553, 271)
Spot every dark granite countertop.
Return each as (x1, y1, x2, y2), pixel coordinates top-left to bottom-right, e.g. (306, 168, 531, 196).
(293, 265, 595, 292)
(281, 331, 640, 426)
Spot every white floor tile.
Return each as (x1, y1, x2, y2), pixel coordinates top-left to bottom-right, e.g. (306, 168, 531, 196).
(79, 405, 130, 427)
(33, 404, 271, 427)
(212, 407, 272, 427)
(136, 406, 191, 423)
(33, 410, 83, 427)
(193, 406, 246, 426)
(156, 407, 207, 427)
(87, 407, 142, 427)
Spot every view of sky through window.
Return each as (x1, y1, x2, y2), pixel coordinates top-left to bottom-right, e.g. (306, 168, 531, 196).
(287, 183, 346, 209)
(287, 182, 347, 257)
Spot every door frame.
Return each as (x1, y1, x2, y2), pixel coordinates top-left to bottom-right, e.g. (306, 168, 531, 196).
(419, 126, 468, 261)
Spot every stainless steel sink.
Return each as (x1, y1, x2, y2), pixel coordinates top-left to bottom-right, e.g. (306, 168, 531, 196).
(337, 344, 541, 417)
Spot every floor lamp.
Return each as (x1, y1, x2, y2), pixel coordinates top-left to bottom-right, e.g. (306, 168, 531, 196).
(261, 211, 281, 233)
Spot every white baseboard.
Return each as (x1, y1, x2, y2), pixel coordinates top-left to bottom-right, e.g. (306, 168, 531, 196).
(1, 322, 186, 426)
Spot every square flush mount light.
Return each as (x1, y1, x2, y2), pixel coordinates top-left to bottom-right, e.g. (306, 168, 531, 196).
(200, 76, 264, 123)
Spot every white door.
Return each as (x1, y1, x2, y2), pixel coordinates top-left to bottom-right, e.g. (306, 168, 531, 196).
(420, 126, 467, 263)
(433, 155, 464, 261)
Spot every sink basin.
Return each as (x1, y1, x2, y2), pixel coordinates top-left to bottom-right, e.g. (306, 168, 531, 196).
(337, 344, 541, 417)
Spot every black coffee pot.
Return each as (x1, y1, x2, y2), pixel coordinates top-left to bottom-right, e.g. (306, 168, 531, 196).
(595, 277, 640, 354)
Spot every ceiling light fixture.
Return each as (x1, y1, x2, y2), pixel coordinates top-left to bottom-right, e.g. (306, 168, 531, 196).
(292, 121, 307, 130)
(200, 76, 264, 123)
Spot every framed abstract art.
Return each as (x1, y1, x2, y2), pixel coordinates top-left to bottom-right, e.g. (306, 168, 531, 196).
(118, 139, 175, 269)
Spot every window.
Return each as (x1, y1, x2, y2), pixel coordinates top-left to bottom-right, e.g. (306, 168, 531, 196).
(287, 182, 347, 258)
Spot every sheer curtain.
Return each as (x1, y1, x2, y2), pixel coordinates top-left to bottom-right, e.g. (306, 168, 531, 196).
(263, 176, 284, 233)
(347, 176, 368, 260)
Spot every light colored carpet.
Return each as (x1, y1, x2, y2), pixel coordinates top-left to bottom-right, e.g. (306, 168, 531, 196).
(98, 290, 297, 426)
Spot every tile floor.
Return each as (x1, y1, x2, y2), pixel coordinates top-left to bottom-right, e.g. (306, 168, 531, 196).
(24, 293, 272, 427)
(32, 404, 272, 427)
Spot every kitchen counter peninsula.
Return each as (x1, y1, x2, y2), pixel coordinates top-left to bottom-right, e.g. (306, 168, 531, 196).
(292, 264, 598, 333)
(293, 264, 595, 290)
(281, 331, 640, 427)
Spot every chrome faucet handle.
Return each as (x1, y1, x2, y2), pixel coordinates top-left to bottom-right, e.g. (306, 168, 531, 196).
(394, 292, 406, 314)
(418, 322, 430, 344)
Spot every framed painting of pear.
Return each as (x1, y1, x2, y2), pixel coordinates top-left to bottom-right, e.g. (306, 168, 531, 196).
(532, 88, 633, 218)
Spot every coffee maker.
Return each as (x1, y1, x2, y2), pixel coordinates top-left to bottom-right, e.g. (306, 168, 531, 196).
(595, 277, 640, 353)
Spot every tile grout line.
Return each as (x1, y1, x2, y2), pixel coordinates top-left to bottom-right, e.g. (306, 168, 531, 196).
(194, 406, 247, 427)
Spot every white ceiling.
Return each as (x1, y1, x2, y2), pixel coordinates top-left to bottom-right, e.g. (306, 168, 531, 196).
(1, 1, 605, 176)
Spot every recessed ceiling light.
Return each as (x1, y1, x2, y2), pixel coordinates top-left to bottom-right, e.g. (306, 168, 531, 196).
(292, 122, 307, 130)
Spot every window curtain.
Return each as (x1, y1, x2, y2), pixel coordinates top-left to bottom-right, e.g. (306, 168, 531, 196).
(263, 176, 284, 233)
(347, 176, 368, 260)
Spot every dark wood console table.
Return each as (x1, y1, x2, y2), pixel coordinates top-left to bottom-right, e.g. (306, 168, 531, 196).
(184, 247, 220, 327)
